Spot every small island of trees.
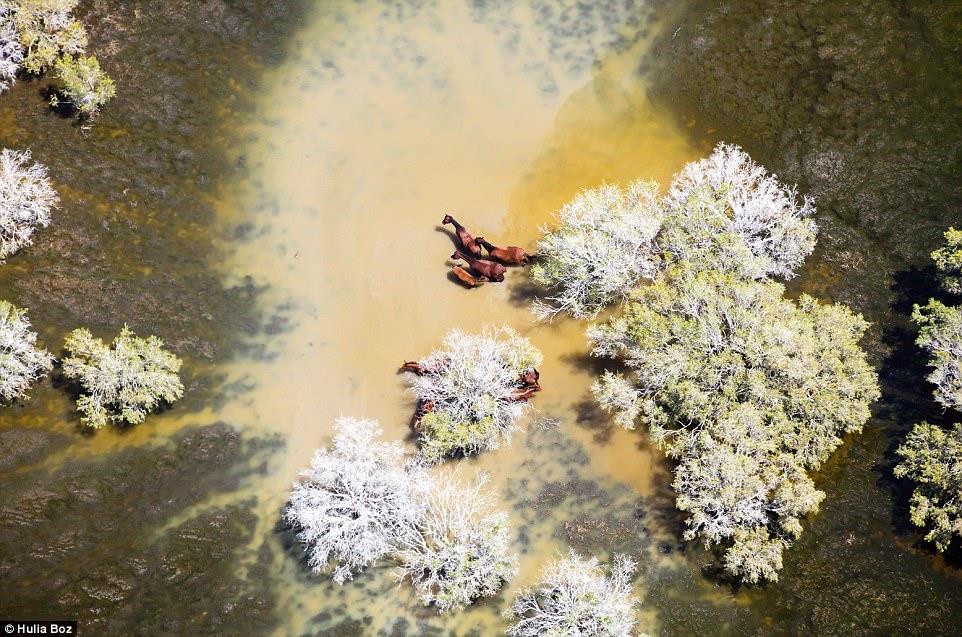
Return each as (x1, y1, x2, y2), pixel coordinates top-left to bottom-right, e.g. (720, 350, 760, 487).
(534, 143, 879, 582)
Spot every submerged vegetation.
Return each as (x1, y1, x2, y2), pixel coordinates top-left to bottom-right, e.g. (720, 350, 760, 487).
(62, 325, 184, 428)
(0, 148, 56, 261)
(0, 300, 52, 401)
(506, 551, 639, 637)
(403, 325, 542, 463)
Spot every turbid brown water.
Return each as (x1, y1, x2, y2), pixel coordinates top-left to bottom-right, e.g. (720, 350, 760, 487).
(2, 0, 962, 635)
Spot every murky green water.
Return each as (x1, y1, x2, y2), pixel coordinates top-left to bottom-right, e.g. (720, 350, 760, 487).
(2, 1, 962, 635)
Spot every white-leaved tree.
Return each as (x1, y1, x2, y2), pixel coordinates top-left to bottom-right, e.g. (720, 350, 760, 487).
(0, 148, 57, 261)
(403, 325, 542, 463)
(531, 180, 663, 319)
(397, 470, 517, 613)
(0, 5, 23, 92)
(62, 325, 184, 428)
(506, 551, 640, 637)
(0, 300, 53, 401)
(286, 418, 431, 584)
(662, 142, 817, 280)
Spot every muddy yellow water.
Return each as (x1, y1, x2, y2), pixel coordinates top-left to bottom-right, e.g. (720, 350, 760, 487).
(210, 1, 700, 633)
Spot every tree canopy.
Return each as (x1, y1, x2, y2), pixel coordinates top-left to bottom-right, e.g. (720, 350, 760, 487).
(531, 180, 663, 319)
(397, 470, 517, 613)
(507, 551, 639, 637)
(531, 143, 817, 322)
(62, 325, 184, 428)
(403, 325, 541, 463)
(895, 422, 962, 551)
(589, 265, 879, 582)
(0, 300, 53, 402)
(913, 300, 962, 411)
(0, 148, 57, 261)
(932, 227, 962, 295)
(286, 418, 430, 583)
(662, 143, 816, 280)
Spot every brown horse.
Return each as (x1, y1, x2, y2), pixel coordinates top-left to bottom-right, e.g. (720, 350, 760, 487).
(442, 214, 482, 258)
(451, 249, 506, 282)
(412, 399, 435, 428)
(400, 361, 427, 375)
(476, 237, 532, 266)
(451, 265, 488, 287)
(520, 368, 541, 390)
(508, 386, 540, 402)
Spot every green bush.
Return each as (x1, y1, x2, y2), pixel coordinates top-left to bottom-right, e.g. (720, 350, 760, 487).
(895, 422, 962, 551)
(50, 54, 115, 115)
(62, 325, 184, 428)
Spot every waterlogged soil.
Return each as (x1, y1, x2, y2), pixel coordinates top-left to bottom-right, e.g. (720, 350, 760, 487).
(0, 0, 961, 635)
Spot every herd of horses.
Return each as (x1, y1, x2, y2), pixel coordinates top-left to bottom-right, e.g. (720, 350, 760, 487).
(397, 214, 541, 430)
(442, 214, 533, 286)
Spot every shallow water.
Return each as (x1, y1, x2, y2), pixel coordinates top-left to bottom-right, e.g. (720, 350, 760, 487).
(212, 1, 698, 633)
(3, 0, 962, 635)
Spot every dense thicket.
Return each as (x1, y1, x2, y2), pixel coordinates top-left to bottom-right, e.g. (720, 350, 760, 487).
(913, 300, 962, 411)
(932, 227, 962, 295)
(397, 471, 517, 613)
(531, 144, 880, 582)
(531, 180, 663, 319)
(287, 421, 518, 609)
(589, 266, 878, 582)
(895, 422, 962, 551)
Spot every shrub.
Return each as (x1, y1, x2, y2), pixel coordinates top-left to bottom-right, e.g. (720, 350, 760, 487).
(662, 142, 817, 280)
(50, 54, 115, 115)
(589, 265, 879, 582)
(403, 325, 542, 463)
(932, 227, 962, 295)
(912, 300, 962, 411)
(397, 470, 517, 613)
(507, 551, 639, 637)
(0, 148, 57, 261)
(0, 6, 23, 92)
(7, 0, 87, 74)
(62, 325, 184, 428)
(0, 300, 53, 401)
(895, 422, 962, 551)
(531, 180, 663, 319)
(285, 418, 431, 583)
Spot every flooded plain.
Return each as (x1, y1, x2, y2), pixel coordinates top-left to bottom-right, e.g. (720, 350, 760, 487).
(3, 0, 962, 635)
(215, 1, 697, 633)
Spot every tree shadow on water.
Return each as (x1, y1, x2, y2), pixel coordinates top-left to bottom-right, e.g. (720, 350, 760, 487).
(876, 264, 959, 549)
